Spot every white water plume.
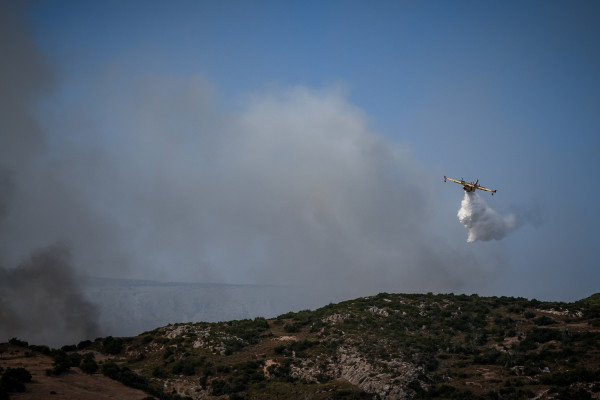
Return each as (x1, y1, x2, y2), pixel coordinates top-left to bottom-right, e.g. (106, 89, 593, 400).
(457, 192, 517, 243)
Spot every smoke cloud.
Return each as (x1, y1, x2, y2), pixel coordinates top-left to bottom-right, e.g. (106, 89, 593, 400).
(0, 245, 101, 347)
(0, 2, 503, 344)
(0, 2, 101, 346)
(457, 192, 517, 243)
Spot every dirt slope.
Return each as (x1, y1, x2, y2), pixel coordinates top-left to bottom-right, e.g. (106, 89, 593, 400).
(1, 345, 147, 400)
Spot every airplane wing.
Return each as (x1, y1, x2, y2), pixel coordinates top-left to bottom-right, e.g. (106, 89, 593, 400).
(443, 176, 463, 185)
(476, 185, 497, 194)
(445, 176, 497, 195)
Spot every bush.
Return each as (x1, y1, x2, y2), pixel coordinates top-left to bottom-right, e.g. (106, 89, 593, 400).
(67, 352, 83, 366)
(222, 317, 270, 346)
(534, 316, 556, 326)
(101, 363, 191, 400)
(283, 323, 300, 333)
(524, 328, 562, 344)
(152, 367, 168, 378)
(8, 338, 28, 348)
(48, 350, 76, 375)
(27, 344, 51, 355)
(119, 367, 148, 390)
(539, 367, 600, 386)
(172, 359, 197, 376)
(222, 337, 245, 354)
(77, 340, 93, 349)
(211, 379, 230, 396)
(142, 335, 153, 344)
(549, 387, 592, 399)
(102, 336, 124, 355)
(473, 348, 501, 365)
(163, 346, 176, 359)
(80, 353, 98, 374)
(1, 367, 32, 392)
(266, 361, 295, 382)
(524, 311, 536, 319)
(102, 362, 122, 380)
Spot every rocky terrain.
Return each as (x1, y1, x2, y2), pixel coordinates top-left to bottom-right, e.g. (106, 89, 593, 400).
(2, 292, 600, 399)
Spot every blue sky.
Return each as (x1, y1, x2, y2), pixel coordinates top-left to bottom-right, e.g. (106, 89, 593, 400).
(28, 1, 598, 181)
(4, 1, 598, 303)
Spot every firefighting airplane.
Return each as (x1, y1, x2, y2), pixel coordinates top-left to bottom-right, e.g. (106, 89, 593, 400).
(444, 176, 497, 195)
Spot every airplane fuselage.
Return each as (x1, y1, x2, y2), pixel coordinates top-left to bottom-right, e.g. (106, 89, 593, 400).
(444, 176, 496, 195)
(458, 179, 478, 192)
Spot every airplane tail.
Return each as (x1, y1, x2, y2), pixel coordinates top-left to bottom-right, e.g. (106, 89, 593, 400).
(443, 176, 447, 182)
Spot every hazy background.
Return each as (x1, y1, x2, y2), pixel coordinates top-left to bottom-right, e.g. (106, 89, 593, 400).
(1, 0, 598, 346)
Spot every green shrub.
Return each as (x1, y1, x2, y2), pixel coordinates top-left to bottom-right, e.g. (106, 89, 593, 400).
(152, 367, 168, 378)
(539, 367, 600, 386)
(77, 340, 93, 349)
(211, 379, 230, 396)
(163, 346, 176, 359)
(102, 336, 124, 355)
(102, 362, 122, 380)
(80, 353, 98, 374)
(28, 344, 51, 355)
(523, 328, 562, 345)
(48, 349, 80, 375)
(8, 338, 28, 347)
(172, 359, 197, 376)
(0, 367, 32, 392)
(534, 315, 556, 326)
(142, 335, 153, 344)
(283, 323, 300, 333)
(119, 367, 148, 390)
(473, 348, 501, 365)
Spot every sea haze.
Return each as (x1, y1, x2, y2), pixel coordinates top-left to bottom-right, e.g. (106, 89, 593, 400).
(80, 277, 310, 339)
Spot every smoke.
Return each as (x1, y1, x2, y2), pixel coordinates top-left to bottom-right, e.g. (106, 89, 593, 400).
(0, 245, 101, 347)
(0, 2, 101, 346)
(457, 192, 517, 242)
(67, 80, 494, 298)
(0, 66, 498, 309)
(0, 2, 503, 344)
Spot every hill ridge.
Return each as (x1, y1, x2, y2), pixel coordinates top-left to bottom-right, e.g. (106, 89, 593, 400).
(2, 291, 599, 399)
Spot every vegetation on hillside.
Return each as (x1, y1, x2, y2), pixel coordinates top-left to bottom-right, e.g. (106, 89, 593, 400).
(2, 292, 599, 399)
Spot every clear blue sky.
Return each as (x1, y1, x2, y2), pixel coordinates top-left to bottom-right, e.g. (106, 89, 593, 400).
(8, 0, 599, 302)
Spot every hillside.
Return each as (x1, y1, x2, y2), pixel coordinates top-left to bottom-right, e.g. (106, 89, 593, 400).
(2, 292, 600, 400)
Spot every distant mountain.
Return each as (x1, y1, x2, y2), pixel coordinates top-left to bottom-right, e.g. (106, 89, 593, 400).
(80, 277, 312, 338)
(2, 292, 600, 400)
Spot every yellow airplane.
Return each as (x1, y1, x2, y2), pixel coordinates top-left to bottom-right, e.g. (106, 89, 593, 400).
(444, 176, 497, 195)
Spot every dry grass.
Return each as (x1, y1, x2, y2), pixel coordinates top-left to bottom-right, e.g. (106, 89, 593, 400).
(1, 345, 147, 400)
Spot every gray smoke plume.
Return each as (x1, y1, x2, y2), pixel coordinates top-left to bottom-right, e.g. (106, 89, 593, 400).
(0, 245, 101, 347)
(0, 2, 101, 346)
(0, 1, 503, 343)
(457, 192, 517, 242)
